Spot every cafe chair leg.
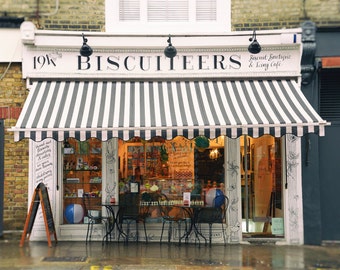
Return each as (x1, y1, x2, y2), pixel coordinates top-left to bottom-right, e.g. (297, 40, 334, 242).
(160, 220, 168, 243)
(86, 219, 99, 244)
(178, 219, 189, 245)
(160, 220, 174, 243)
(117, 224, 128, 243)
(143, 222, 148, 243)
(179, 218, 190, 244)
(124, 219, 139, 243)
(177, 220, 189, 245)
(126, 222, 131, 242)
(136, 222, 139, 242)
(85, 221, 92, 243)
(168, 222, 173, 242)
(178, 223, 181, 245)
(208, 223, 213, 245)
(221, 223, 227, 246)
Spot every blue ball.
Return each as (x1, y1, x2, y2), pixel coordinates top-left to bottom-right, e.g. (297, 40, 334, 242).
(214, 189, 225, 207)
(64, 204, 84, 224)
(206, 188, 225, 207)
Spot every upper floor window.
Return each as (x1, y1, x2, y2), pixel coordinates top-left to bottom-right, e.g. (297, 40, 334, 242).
(105, 0, 231, 33)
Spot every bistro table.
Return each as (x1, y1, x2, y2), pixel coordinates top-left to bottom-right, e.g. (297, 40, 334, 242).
(177, 196, 229, 246)
(101, 201, 121, 244)
(174, 201, 208, 245)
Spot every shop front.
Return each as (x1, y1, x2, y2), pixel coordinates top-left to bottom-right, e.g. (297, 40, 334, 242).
(11, 21, 328, 244)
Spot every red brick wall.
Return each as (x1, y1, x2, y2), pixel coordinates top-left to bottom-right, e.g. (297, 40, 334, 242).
(0, 63, 29, 230)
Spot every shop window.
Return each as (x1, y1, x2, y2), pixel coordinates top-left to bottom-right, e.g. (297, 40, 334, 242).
(118, 136, 196, 195)
(118, 136, 225, 220)
(105, 0, 231, 33)
(62, 138, 102, 225)
(320, 68, 340, 122)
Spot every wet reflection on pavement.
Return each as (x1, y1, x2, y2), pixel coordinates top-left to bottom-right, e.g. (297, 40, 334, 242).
(1, 237, 340, 269)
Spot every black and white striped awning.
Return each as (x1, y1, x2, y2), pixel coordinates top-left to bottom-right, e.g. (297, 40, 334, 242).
(11, 80, 329, 142)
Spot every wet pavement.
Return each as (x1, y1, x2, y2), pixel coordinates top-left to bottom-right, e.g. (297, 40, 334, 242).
(1, 233, 340, 269)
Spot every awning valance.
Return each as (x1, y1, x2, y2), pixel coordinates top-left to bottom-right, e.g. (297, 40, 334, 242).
(11, 79, 329, 142)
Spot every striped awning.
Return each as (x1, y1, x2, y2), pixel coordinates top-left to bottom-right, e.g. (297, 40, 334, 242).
(11, 80, 329, 142)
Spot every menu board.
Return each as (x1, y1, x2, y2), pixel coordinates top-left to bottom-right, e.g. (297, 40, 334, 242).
(20, 183, 57, 247)
(166, 137, 194, 179)
(28, 139, 57, 239)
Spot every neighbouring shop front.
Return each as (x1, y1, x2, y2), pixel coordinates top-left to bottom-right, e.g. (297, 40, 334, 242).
(313, 24, 340, 244)
(11, 21, 328, 245)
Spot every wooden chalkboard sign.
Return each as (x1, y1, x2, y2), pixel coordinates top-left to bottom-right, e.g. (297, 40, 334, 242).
(20, 183, 57, 247)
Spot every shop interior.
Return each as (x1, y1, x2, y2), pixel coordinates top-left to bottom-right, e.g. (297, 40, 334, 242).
(240, 135, 284, 237)
(62, 135, 284, 237)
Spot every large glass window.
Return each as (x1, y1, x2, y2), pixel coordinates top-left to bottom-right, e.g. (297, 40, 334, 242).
(117, 135, 284, 236)
(61, 134, 284, 239)
(118, 136, 225, 203)
(118, 136, 196, 198)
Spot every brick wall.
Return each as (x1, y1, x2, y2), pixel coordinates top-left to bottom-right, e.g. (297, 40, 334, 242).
(0, 0, 340, 31)
(0, 0, 105, 31)
(231, 0, 340, 30)
(0, 63, 29, 230)
(0, 0, 339, 31)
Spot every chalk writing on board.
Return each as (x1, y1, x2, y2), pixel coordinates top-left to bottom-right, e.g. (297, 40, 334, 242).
(20, 182, 57, 247)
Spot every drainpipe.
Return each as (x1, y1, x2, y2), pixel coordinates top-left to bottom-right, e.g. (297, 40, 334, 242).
(300, 20, 322, 245)
(301, 21, 317, 167)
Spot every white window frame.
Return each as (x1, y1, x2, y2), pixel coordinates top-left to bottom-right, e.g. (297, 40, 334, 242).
(105, 0, 231, 34)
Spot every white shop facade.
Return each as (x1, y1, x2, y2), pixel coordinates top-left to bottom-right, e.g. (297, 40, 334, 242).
(12, 21, 328, 245)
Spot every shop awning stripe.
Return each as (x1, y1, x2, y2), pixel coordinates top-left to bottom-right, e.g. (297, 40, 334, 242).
(11, 79, 329, 142)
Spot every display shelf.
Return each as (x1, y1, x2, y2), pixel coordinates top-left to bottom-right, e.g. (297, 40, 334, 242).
(62, 138, 102, 225)
(64, 182, 102, 185)
(64, 169, 101, 172)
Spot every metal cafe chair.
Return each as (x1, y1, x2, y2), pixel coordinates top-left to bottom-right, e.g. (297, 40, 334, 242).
(117, 193, 151, 243)
(82, 194, 108, 244)
(157, 193, 189, 244)
(195, 195, 229, 245)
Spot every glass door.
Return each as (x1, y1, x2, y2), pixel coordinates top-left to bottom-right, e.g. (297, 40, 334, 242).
(241, 135, 284, 238)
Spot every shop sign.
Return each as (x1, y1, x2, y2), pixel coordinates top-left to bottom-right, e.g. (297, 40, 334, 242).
(23, 46, 301, 79)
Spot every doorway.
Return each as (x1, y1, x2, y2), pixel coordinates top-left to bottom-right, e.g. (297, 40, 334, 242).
(241, 135, 284, 238)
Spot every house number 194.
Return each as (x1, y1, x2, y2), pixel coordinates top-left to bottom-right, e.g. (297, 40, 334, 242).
(33, 55, 57, 69)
